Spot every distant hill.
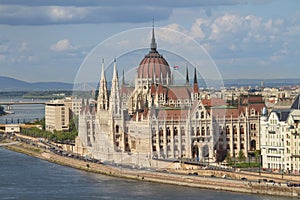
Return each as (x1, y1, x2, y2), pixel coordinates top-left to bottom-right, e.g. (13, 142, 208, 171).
(0, 76, 299, 91)
(0, 76, 73, 91)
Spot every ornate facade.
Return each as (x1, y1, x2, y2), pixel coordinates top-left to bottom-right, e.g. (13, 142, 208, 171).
(75, 28, 264, 167)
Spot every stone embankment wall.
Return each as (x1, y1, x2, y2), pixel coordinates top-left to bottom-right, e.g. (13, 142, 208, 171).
(2, 140, 300, 198)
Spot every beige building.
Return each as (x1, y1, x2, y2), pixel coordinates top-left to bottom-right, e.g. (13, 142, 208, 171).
(63, 96, 82, 117)
(45, 100, 69, 132)
(260, 95, 300, 174)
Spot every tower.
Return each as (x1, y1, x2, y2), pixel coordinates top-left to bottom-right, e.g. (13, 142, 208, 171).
(193, 67, 199, 100)
(109, 58, 121, 115)
(97, 59, 109, 111)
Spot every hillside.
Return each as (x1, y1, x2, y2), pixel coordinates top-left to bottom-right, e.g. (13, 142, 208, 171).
(0, 76, 73, 91)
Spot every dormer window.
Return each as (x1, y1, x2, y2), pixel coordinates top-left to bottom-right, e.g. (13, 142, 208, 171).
(251, 108, 255, 116)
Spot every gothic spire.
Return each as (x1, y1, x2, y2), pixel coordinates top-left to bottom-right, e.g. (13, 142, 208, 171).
(193, 67, 199, 94)
(122, 69, 125, 85)
(150, 19, 157, 51)
(186, 66, 189, 85)
(101, 58, 106, 81)
(97, 58, 109, 111)
(193, 67, 197, 84)
(113, 58, 118, 79)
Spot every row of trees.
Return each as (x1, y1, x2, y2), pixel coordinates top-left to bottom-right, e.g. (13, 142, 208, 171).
(21, 117, 78, 144)
(225, 150, 261, 167)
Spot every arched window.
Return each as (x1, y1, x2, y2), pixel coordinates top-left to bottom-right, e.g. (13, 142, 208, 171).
(174, 127, 178, 136)
(152, 127, 156, 136)
(196, 127, 200, 136)
(116, 125, 119, 133)
(206, 126, 210, 136)
(201, 111, 204, 119)
(181, 127, 185, 136)
(226, 125, 230, 134)
(240, 125, 244, 134)
(166, 127, 171, 136)
(196, 112, 199, 119)
(201, 127, 205, 136)
(233, 125, 237, 134)
(159, 127, 163, 136)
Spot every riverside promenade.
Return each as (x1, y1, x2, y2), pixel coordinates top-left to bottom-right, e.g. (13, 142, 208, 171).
(1, 137, 300, 198)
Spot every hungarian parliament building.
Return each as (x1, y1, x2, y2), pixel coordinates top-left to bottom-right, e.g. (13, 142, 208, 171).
(75, 28, 265, 167)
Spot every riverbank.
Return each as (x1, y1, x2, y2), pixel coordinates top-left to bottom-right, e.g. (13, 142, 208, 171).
(1, 139, 300, 198)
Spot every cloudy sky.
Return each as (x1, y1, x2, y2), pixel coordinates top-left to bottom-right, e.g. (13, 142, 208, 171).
(0, 0, 299, 83)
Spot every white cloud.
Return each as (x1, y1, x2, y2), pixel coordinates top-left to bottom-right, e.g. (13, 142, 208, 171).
(51, 39, 76, 52)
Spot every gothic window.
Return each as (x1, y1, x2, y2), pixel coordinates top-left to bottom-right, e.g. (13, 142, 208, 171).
(181, 127, 185, 136)
(196, 112, 199, 119)
(116, 125, 119, 133)
(174, 127, 178, 136)
(201, 127, 205, 136)
(152, 127, 156, 136)
(159, 128, 163, 136)
(226, 125, 230, 134)
(196, 127, 200, 136)
(206, 126, 210, 136)
(220, 126, 224, 135)
(166, 127, 171, 136)
(201, 111, 204, 119)
(240, 125, 244, 134)
(251, 108, 255, 115)
(233, 125, 237, 134)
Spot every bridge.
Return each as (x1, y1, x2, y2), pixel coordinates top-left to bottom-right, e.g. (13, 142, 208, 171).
(0, 101, 45, 105)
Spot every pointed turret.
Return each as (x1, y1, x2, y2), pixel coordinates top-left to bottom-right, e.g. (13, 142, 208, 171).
(193, 67, 199, 100)
(150, 20, 157, 52)
(109, 58, 121, 115)
(186, 67, 189, 85)
(193, 67, 198, 92)
(122, 69, 125, 85)
(97, 58, 109, 111)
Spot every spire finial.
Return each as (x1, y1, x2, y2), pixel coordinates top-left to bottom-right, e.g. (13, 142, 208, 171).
(122, 69, 125, 85)
(101, 58, 106, 81)
(150, 19, 157, 51)
(186, 66, 189, 85)
(113, 58, 118, 78)
(194, 67, 197, 84)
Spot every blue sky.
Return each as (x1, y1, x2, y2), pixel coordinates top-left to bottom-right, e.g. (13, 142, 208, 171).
(0, 0, 299, 83)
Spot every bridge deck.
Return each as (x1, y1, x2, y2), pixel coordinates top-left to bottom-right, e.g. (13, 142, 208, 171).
(0, 102, 45, 105)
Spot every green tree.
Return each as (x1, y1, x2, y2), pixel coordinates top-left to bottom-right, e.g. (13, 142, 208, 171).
(254, 150, 261, 162)
(226, 152, 232, 165)
(238, 150, 246, 162)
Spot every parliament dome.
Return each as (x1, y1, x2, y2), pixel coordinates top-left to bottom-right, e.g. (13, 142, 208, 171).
(137, 27, 171, 81)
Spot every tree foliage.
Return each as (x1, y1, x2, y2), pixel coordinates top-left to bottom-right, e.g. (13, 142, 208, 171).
(238, 150, 246, 162)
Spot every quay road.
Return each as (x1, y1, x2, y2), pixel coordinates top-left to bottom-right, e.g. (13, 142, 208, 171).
(0, 141, 19, 146)
(2, 132, 300, 198)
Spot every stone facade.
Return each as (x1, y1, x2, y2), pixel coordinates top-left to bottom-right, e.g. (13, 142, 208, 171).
(260, 95, 300, 174)
(76, 28, 263, 167)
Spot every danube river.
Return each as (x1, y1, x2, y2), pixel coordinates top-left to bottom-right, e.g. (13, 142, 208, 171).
(0, 98, 46, 124)
(0, 148, 291, 200)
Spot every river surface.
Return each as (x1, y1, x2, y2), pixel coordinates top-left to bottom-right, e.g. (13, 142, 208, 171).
(0, 148, 291, 200)
(0, 98, 46, 124)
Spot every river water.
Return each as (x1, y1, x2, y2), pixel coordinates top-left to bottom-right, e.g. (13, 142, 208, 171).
(0, 98, 292, 199)
(0, 148, 291, 200)
(0, 98, 46, 124)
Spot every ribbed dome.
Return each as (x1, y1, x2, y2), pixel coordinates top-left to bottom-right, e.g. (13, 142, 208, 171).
(137, 26, 171, 80)
(138, 50, 170, 79)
